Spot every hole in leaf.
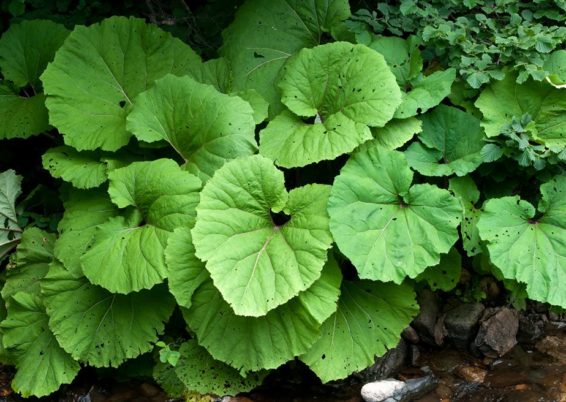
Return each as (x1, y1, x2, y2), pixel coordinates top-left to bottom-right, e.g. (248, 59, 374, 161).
(119, 100, 126, 108)
(270, 210, 291, 226)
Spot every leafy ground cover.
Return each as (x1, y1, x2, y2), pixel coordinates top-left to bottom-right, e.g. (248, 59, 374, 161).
(0, 0, 564, 399)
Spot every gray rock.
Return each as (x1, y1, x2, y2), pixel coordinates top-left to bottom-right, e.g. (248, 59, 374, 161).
(473, 307, 518, 357)
(382, 371, 438, 402)
(361, 379, 405, 402)
(401, 326, 420, 344)
(412, 290, 441, 346)
(444, 303, 485, 350)
(517, 312, 546, 343)
(361, 339, 408, 381)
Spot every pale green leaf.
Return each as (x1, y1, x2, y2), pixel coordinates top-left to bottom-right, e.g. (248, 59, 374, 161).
(367, 35, 422, 86)
(41, 16, 203, 151)
(54, 188, 119, 276)
(176, 340, 265, 396)
(82, 159, 201, 293)
(2, 228, 55, 301)
(42, 146, 107, 189)
(477, 176, 566, 308)
(372, 117, 422, 150)
(192, 155, 333, 316)
(127, 75, 257, 181)
(260, 42, 401, 167)
(165, 228, 209, 309)
(220, 0, 351, 113)
(544, 50, 566, 87)
(41, 262, 176, 367)
(416, 248, 462, 291)
(183, 261, 341, 373)
(475, 73, 566, 146)
(328, 143, 461, 283)
(1, 291, 79, 397)
(300, 280, 418, 382)
(394, 69, 456, 119)
(0, 169, 22, 260)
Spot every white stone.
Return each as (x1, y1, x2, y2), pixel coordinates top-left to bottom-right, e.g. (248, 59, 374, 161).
(361, 379, 406, 402)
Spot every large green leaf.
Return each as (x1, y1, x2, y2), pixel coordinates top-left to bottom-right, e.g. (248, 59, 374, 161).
(404, 105, 486, 177)
(366, 36, 422, 86)
(259, 42, 401, 168)
(183, 260, 342, 373)
(372, 117, 422, 150)
(328, 142, 461, 283)
(81, 159, 201, 293)
(0, 89, 49, 140)
(366, 35, 454, 119)
(127, 75, 257, 181)
(0, 170, 22, 260)
(394, 69, 456, 119)
(54, 188, 119, 276)
(41, 262, 175, 367)
(449, 176, 482, 257)
(41, 16, 203, 151)
(0, 20, 69, 88)
(165, 227, 209, 309)
(1, 291, 80, 397)
(416, 248, 461, 292)
(175, 340, 265, 396)
(475, 73, 566, 146)
(477, 176, 566, 308)
(42, 146, 107, 189)
(192, 155, 333, 316)
(300, 280, 418, 382)
(220, 0, 350, 113)
(2, 228, 55, 301)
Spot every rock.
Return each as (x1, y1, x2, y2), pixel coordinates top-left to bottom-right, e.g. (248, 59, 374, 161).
(361, 339, 408, 380)
(412, 290, 441, 346)
(455, 366, 487, 383)
(518, 312, 546, 343)
(409, 345, 420, 366)
(139, 382, 160, 397)
(535, 335, 566, 364)
(361, 379, 405, 402)
(401, 326, 420, 344)
(382, 372, 438, 402)
(435, 383, 452, 399)
(473, 307, 519, 357)
(443, 303, 485, 350)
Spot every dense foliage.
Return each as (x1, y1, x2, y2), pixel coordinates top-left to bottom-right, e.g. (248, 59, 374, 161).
(0, 0, 564, 398)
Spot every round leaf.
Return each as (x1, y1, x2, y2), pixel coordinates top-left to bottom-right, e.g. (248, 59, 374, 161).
(477, 176, 566, 308)
(41, 263, 176, 367)
(0, 89, 49, 140)
(42, 146, 107, 189)
(300, 280, 418, 382)
(175, 340, 265, 396)
(475, 73, 566, 146)
(328, 142, 462, 283)
(220, 0, 351, 112)
(183, 261, 341, 373)
(260, 42, 402, 168)
(81, 159, 202, 293)
(41, 16, 203, 151)
(0, 20, 69, 87)
(404, 105, 485, 177)
(1, 291, 79, 397)
(192, 155, 333, 316)
(127, 75, 257, 181)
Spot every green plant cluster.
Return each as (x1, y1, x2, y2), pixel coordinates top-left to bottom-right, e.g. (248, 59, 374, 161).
(0, 0, 565, 399)
(348, 0, 566, 87)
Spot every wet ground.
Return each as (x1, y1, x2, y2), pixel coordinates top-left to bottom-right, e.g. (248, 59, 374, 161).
(0, 342, 564, 401)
